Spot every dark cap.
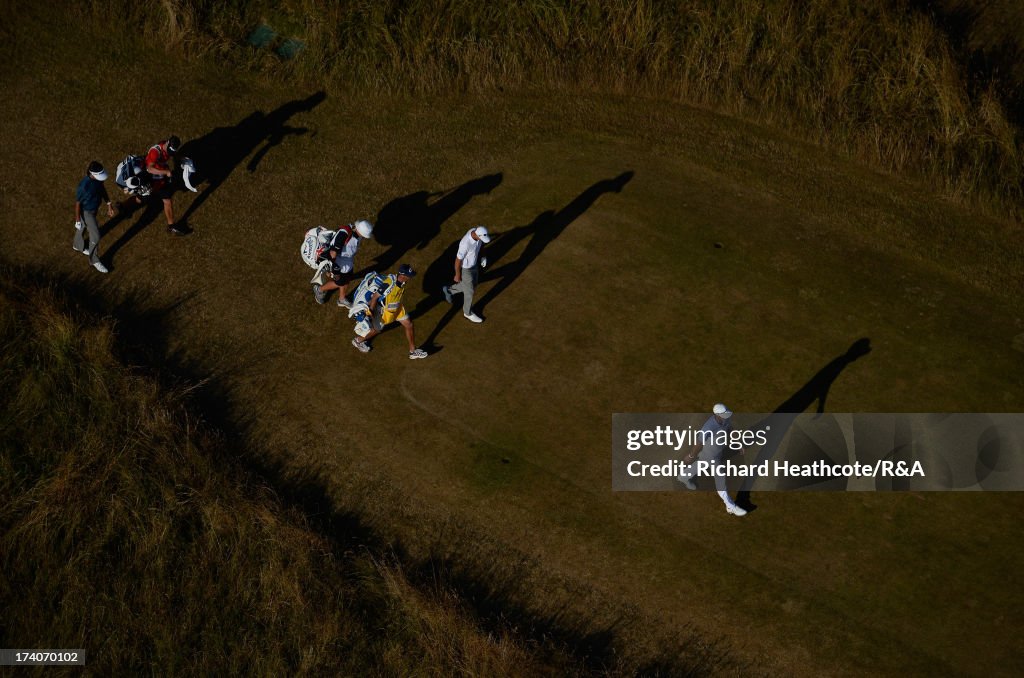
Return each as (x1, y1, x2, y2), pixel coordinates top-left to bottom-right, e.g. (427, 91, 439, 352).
(397, 263, 416, 278)
(167, 135, 181, 153)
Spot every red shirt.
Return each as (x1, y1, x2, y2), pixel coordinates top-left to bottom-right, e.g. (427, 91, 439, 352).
(144, 142, 171, 190)
(145, 143, 170, 175)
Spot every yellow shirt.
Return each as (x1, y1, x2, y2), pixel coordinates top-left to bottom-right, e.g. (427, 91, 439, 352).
(375, 273, 409, 324)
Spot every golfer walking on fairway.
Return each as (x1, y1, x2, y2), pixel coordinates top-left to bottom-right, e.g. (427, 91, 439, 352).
(442, 225, 490, 323)
(74, 161, 114, 273)
(677, 403, 748, 516)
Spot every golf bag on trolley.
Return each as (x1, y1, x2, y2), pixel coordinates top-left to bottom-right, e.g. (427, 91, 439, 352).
(348, 271, 383, 337)
(115, 154, 200, 198)
(301, 226, 340, 285)
(115, 155, 151, 197)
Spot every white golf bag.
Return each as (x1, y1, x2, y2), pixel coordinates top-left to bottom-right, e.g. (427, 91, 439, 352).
(349, 271, 383, 336)
(301, 226, 337, 284)
(115, 155, 200, 196)
(115, 155, 150, 196)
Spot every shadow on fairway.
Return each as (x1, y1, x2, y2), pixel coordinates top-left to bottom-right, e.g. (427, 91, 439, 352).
(475, 171, 633, 313)
(413, 238, 461, 350)
(404, 547, 727, 675)
(98, 92, 327, 266)
(7, 262, 732, 676)
(178, 91, 327, 225)
(415, 171, 633, 351)
(13, 262, 385, 551)
(351, 173, 502, 353)
(735, 337, 873, 511)
(98, 199, 165, 269)
(369, 172, 503, 275)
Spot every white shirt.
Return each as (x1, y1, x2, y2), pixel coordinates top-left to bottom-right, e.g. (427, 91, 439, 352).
(337, 228, 361, 259)
(331, 228, 361, 273)
(456, 229, 484, 269)
(697, 415, 733, 461)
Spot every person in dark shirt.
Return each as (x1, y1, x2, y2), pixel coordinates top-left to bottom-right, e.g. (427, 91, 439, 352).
(74, 161, 114, 273)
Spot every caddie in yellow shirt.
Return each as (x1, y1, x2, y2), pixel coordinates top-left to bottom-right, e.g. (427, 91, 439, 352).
(351, 264, 428, 359)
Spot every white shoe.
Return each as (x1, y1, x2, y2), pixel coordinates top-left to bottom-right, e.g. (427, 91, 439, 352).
(726, 504, 747, 517)
(464, 312, 483, 323)
(409, 348, 428, 359)
(92, 261, 109, 274)
(351, 337, 371, 353)
(337, 297, 352, 309)
(678, 477, 697, 490)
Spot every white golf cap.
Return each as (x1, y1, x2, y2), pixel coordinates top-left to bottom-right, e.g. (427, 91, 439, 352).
(713, 403, 733, 419)
(90, 169, 109, 181)
(354, 219, 373, 239)
(474, 225, 491, 243)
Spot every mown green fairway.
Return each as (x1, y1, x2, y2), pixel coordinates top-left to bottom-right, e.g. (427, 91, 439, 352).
(3, 7, 1023, 675)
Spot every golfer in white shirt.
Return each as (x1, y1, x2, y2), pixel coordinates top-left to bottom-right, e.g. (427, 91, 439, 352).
(677, 403, 748, 516)
(442, 225, 490, 323)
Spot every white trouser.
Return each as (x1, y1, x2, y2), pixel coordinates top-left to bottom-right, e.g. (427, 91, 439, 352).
(678, 447, 736, 506)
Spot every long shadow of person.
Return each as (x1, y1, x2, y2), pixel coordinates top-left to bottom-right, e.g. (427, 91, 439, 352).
(99, 199, 166, 270)
(476, 171, 633, 315)
(99, 92, 327, 266)
(368, 173, 503, 275)
(349, 173, 500, 351)
(177, 91, 327, 227)
(415, 239, 463, 351)
(735, 338, 873, 510)
(414, 171, 633, 351)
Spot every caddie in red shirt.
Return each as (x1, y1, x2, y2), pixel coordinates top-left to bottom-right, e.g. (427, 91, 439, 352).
(145, 135, 187, 235)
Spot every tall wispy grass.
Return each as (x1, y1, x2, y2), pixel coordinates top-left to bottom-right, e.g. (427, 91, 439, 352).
(0, 271, 587, 676)
(79, 0, 1024, 215)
